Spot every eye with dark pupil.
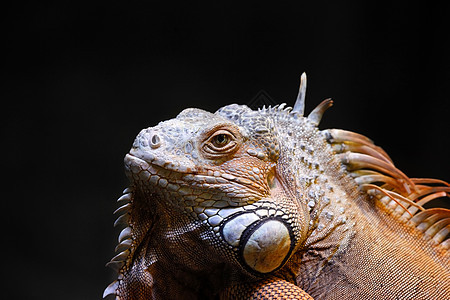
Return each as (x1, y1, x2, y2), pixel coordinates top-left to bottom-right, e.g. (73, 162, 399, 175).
(214, 134, 228, 146)
(203, 130, 237, 156)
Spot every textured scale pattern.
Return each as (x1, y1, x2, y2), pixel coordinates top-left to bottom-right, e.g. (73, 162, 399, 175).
(222, 277, 313, 299)
(104, 74, 449, 299)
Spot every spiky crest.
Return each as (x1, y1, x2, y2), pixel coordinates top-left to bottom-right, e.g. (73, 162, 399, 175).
(324, 128, 450, 252)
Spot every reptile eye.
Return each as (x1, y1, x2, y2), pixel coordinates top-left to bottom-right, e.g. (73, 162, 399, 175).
(212, 134, 230, 148)
(203, 129, 240, 158)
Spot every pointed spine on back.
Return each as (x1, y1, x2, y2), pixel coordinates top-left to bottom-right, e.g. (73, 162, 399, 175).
(293, 72, 307, 115)
(324, 128, 450, 251)
(307, 98, 333, 126)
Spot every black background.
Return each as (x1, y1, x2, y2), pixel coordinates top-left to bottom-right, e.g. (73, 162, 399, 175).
(4, 2, 449, 299)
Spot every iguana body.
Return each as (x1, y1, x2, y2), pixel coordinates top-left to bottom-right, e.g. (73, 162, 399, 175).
(105, 74, 450, 299)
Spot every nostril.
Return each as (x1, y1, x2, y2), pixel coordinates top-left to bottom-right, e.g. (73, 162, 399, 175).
(150, 134, 161, 149)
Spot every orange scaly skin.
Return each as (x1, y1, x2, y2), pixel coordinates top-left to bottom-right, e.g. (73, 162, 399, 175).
(105, 75, 449, 299)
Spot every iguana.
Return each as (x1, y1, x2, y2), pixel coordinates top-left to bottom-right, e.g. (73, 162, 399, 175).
(104, 73, 450, 299)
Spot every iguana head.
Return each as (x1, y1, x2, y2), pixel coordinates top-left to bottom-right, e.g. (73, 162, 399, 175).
(106, 73, 355, 299)
(125, 105, 310, 275)
(127, 107, 276, 209)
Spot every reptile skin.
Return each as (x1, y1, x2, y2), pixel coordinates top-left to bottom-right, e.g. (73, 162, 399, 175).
(104, 74, 449, 299)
